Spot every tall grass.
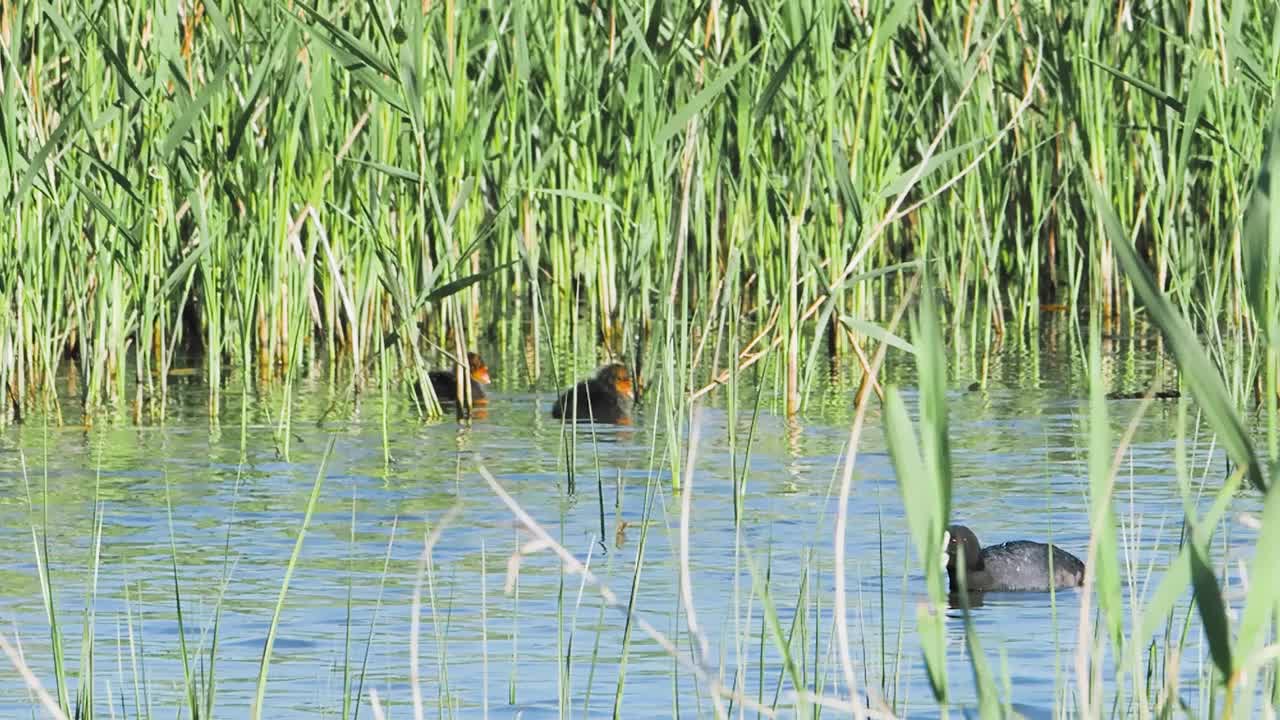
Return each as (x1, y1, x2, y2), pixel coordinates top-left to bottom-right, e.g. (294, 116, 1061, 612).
(7, 0, 1280, 716)
(4, 0, 1280, 425)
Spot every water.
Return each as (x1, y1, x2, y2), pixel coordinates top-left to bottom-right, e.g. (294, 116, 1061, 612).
(0, 337, 1262, 717)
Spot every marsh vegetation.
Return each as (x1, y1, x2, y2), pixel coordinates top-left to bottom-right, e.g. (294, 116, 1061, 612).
(5, 0, 1280, 716)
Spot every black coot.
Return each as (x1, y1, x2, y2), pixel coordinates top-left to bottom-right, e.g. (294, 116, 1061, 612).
(944, 525, 1085, 593)
(551, 363, 635, 424)
(427, 352, 491, 404)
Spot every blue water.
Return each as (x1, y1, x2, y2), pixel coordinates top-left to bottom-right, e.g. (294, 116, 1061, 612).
(0, 341, 1260, 717)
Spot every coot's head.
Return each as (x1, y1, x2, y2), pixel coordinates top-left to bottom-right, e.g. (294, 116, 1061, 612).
(467, 352, 492, 385)
(944, 525, 983, 572)
(598, 363, 635, 400)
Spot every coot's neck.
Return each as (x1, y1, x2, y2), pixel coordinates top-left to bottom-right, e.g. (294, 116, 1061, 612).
(947, 566, 990, 594)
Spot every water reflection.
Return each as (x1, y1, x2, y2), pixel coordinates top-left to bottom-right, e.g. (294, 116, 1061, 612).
(945, 587, 1086, 611)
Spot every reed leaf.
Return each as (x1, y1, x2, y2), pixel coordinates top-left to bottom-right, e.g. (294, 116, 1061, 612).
(1243, 113, 1280, 343)
(753, 21, 815, 125)
(1086, 322, 1123, 653)
(653, 52, 754, 147)
(251, 437, 335, 719)
(884, 280, 952, 702)
(838, 315, 916, 354)
(1086, 169, 1265, 492)
(1187, 528, 1232, 680)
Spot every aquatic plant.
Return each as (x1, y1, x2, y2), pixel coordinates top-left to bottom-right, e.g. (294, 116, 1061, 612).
(3, 0, 1279, 427)
(4, 0, 1280, 716)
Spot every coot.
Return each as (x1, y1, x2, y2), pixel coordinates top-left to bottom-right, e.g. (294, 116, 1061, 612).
(944, 525, 1085, 593)
(427, 352, 491, 404)
(551, 363, 635, 424)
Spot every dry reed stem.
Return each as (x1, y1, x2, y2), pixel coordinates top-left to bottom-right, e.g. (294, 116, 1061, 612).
(831, 30, 1005, 293)
(691, 296, 825, 401)
(785, 172, 805, 416)
(832, 273, 919, 717)
(0, 631, 69, 720)
(410, 503, 462, 720)
(892, 39, 1044, 221)
(805, 692, 900, 719)
(370, 687, 388, 720)
(1075, 382, 1158, 717)
(479, 463, 798, 716)
(847, 327, 883, 404)
(668, 116, 699, 314)
(688, 248, 734, 388)
(677, 406, 727, 717)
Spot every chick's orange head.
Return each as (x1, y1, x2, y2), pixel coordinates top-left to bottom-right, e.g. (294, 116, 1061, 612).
(602, 364, 634, 400)
(467, 353, 491, 385)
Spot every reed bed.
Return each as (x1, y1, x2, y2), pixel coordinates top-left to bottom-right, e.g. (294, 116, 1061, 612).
(2, 0, 1278, 424)
(6, 0, 1280, 717)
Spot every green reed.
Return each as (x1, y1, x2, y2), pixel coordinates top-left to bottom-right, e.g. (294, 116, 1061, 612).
(5, 0, 1280, 426)
(7, 0, 1280, 708)
(878, 264, 1277, 717)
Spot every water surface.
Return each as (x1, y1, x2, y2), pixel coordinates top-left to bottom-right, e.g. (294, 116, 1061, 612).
(0, 336, 1257, 717)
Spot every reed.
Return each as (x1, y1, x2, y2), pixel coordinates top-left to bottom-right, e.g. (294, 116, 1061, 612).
(5, 0, 1280, 426)
(7, 0, 1280, 716)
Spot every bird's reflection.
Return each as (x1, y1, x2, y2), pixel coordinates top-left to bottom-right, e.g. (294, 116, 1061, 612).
(948, 590, 987, 611)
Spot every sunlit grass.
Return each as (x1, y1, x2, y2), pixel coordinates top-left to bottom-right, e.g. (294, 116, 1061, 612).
(5, 0, 1280, 717)
(4, 0, 1279, 427)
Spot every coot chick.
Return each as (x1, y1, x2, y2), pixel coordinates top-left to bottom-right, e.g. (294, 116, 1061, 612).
(551, 363, 635, 424)
(944, 525, 1085, 593)
(427, 352, 491, 404)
